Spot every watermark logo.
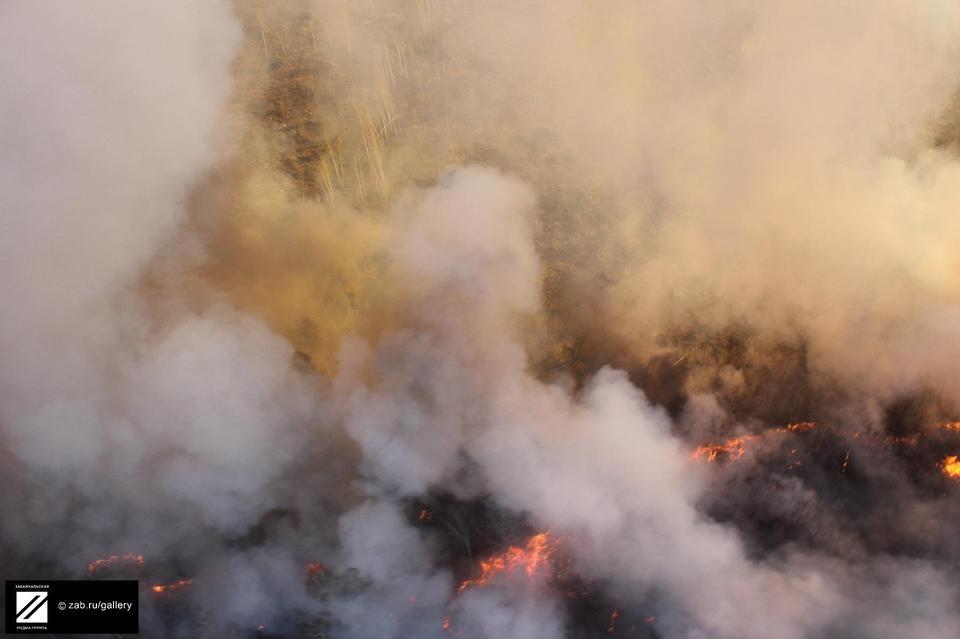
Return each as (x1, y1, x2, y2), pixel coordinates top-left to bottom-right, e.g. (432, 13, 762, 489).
(6, 580, 138, 634)
(15, 592, 48, 624)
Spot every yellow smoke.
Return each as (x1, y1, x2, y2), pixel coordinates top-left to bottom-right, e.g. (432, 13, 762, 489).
(185, 0, 960, 410)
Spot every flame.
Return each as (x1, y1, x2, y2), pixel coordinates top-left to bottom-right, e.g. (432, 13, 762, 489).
(607, 608, 619, 634)
(304, 562, 326, 576)
(441, 614, 465, 636)
(418, 508, 432, 522)
(151, 578, 193, 594)
(457, 532, 554, 592)
(942, 455, 960, 479)
(691, 423, 816, 463)
(695, 421, 960, 483)
(87, 553, 144, 575)
(691, 435, 758, 462)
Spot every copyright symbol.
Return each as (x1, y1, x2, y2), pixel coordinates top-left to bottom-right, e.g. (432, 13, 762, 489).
(58, 602, 66, 610)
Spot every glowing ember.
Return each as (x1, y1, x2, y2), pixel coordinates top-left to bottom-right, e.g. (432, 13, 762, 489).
(607, 608, 619, 634)
(151, 578, 193, 594)
(87, 553, 144, 575)
(457, 532, 554, 592)
(419, 508, 432, 522)
(304, 562, 326, 576)
(942, 455, 960, 479)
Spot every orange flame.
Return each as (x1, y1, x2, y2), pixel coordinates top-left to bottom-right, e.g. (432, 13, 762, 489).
(151, 578, 193, 594)
(942, 455, 960, 479)
(457, 532, 554, 592)
(87, 553, 144, 575)
(691, 435, 758, 462)
(305, 562, 326, 577)
(691, 423, 816, 463)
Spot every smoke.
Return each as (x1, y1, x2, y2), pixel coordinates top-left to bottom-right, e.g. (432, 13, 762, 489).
(0, 1, 236, 403)
(207, 0, 960, 408)
(0, 0, 324, 629)
(3, 1, 960, 638)
(331, 166, 960, 638)
(263, 0, 960, 406)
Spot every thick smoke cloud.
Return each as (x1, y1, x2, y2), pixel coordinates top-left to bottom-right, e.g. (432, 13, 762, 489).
(0, 1, 237, 406)
(333, 167, 960, 638)
(4, 1, 960, 638)
(286, 0, 960, 406)
(0, 1, 323, 630)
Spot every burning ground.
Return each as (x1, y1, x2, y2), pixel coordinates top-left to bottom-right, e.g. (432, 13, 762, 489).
(3, 1, 960, 638)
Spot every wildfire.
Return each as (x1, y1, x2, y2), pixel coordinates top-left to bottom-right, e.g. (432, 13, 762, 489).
(87, 553, 144, 575)
(691, 435, 757, 462)
(693, 420, 960, 482)
(457, 532, 554, 592)
(942, 455, 960, 479)
(304, 562, 326, 576)
(691, 422, 816, 463)
(151, 578, 193, 594)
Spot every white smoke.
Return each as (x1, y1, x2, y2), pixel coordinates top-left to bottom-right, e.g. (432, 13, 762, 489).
(333, 166, 960, 638)
(0, 1, 323, 628)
